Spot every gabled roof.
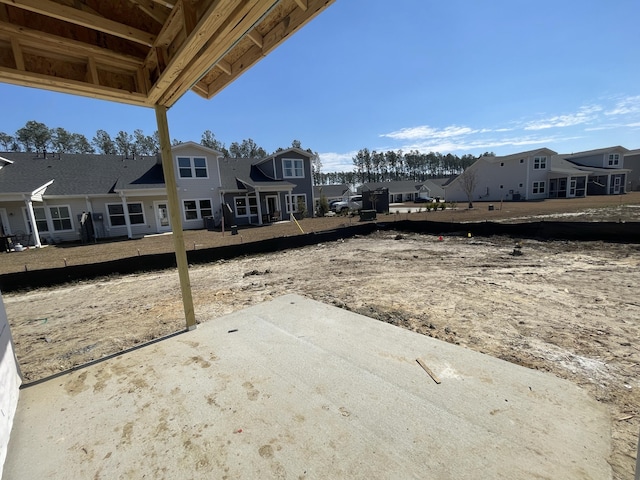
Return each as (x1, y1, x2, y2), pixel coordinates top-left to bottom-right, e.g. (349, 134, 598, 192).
(560, 146, 629, 159)
(171, 142, 224, 157)
(218, 158, 294, 193)
(314, 184, 351, 198)
(484, 148, 558, 164)
(548, 156, 593, 176)
(359, 180, 423, 194)
(0, 152, 160, 197)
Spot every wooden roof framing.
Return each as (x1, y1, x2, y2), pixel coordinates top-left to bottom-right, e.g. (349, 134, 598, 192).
(0, 0, 334, 107)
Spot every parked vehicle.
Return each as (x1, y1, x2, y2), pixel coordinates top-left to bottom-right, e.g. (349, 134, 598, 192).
(331, 196, 362, 213)
(414, 196, 433, 203)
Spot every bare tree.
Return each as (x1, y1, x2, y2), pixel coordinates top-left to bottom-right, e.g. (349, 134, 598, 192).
(459, 167, 478, 209)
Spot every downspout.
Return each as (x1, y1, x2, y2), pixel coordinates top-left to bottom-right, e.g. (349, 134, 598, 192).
(525, 158, 530, 200)
(119, 191, 133, 239)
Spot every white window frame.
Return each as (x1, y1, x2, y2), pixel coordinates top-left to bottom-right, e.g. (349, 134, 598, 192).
(183, 198, 213, 221)
(608, 153, 619, 166)
(233, 196, 258, 217)
(282, 158, 304, 178)
(285, 194, 307, 214)
(31, 206, 50, 233)
(49, 205, 74, 231)
(532, 181, 546, 194)
(106, 202, 146, 228)
(177, 156, 208, 179)
(28, 205, 74, 232)
(533, 156, 547, 169)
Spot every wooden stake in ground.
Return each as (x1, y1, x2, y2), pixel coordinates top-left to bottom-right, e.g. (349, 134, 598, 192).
(416, 358, 441, 384)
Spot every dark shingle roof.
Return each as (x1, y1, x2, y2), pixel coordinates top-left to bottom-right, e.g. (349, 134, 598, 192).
(0, 152, 161, 196)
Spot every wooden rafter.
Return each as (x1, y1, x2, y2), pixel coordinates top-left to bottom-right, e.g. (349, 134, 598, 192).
(0, 0, 157, 47)
(0, 0, 335, 107)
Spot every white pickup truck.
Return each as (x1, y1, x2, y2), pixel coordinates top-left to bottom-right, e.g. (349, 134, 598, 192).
(331, 196, 363, 213)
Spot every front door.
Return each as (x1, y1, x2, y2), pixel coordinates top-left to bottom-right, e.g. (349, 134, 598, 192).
(614, 177, 621, 194)
(266, 195, 279, 220)
(569, 179, 577, 197)
(154, 201, 171, 233)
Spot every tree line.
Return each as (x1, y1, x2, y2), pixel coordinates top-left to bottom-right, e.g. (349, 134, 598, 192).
(0, 120, 491, 185)
(315, 149, 494, 185)
(0, 120, 298, 160)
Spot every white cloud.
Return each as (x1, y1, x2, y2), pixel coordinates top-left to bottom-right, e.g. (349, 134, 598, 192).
(380, 125, 478, 141)
(317, 150, 358, 171)
(604, 95, 640, 116)
(524, 105, 602, 130)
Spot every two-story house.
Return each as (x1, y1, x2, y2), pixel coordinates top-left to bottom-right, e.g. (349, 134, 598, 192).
(0, 143, 315, 246)
(443, 146, 630, 203)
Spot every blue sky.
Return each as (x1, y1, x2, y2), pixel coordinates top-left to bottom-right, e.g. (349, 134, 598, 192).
(1, 0, 639, 172)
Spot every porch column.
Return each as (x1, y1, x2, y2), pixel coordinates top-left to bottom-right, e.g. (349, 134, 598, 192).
(256, 191, 263, 225)
(23, 198, 42, 248)
(119, 192, 133, 239)
(155, 105, 196, 331)
(607, 174, 612, 194)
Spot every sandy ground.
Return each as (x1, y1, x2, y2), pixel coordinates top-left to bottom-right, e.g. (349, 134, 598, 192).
(3, 194, 640, 479)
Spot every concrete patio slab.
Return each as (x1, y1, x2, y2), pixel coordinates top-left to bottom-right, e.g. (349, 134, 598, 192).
(3, 294, 611, 479)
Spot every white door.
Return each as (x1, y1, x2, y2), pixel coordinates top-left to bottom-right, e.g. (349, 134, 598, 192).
(154, 201, 171, 233)
(0, 208, 9, 235)
(614, 177, 621, 194)
(569, 179, 577, 197)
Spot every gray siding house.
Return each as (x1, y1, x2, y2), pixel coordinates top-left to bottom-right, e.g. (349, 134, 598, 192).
(0, 144, 315, 246)
(444, 146, 631, 203)
(624, 149, 640, 191)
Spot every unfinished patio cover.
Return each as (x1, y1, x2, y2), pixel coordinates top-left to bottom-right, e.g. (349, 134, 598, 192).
(0, 0, 334, 107)
(4, 295, 611, 479)
(0, 0, 336, 328)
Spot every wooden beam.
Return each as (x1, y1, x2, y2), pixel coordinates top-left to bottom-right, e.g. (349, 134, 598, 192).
(0, 66, 149, 106)
(199, 0, 335, 100)
(129, 0, 170, 25)
(0, 0, 157, 47)
(181, 0, 197, 36)
(247, 29, 263, 48)
(0, 21, 145, 69)
(10, 37, 25, 71)
(216, 59, 231, 75)
(87, 56, 99, 85)
(154, 104, 197, 331)
(155, 0, 278, 106)
(293, 0, 308, 11)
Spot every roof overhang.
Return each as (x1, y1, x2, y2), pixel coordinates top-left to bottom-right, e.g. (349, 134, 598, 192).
(0, 0, 335, 108)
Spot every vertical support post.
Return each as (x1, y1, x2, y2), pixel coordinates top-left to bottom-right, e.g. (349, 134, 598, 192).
(24, 198, 41, 248)
(155, 105, 197, 331)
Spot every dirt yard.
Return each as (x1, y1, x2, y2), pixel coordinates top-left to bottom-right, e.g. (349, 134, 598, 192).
(3, 193, 640, 479)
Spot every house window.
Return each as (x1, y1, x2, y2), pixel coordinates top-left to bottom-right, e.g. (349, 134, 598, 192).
(177, 156, 208, 178)
(49, 206, 73, 231)
(533, 156, 547, 169)
(234, 196, 257, 217)
(183, 199, 212, 220)
(532, 181, 546, 194)
(107, 203, 145, 227)
(285, 194, 307, 214)
(500, 163, 504, 167)
(520, 159, 524, 163)
(519, 183, 524, 188)
(32, 207, 49, 233)
(608, 153, 619, 166)
(283, 158, 304, 178)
